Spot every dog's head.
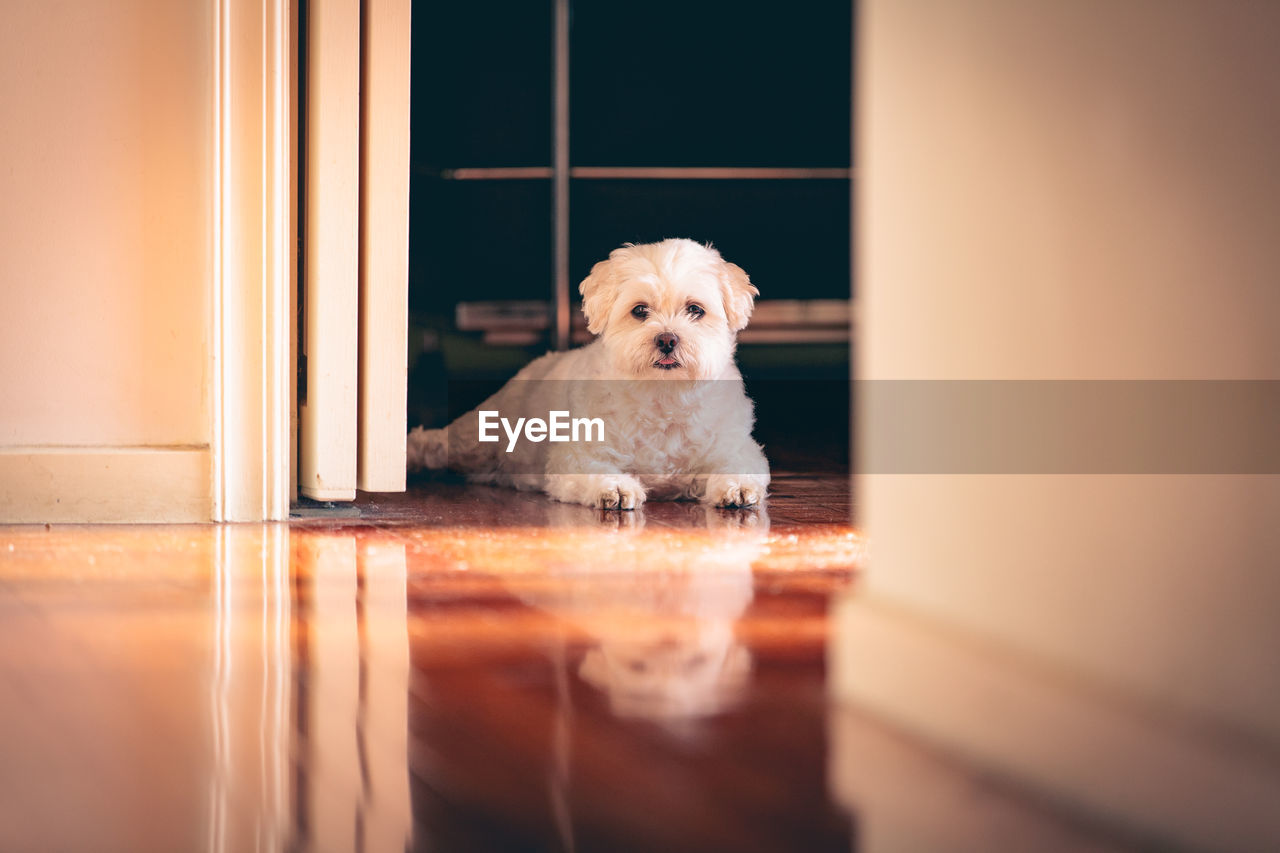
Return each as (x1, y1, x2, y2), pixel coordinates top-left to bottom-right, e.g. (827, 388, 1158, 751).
(578, 239, 758, 379)
(578, 627, 753, 720)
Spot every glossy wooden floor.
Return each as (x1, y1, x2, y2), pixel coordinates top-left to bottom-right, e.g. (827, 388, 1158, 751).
(0, 472, 864, 852)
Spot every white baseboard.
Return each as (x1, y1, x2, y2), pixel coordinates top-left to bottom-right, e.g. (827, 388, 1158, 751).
(0, 446, 212, 523)
(830, 593, 1280, 851)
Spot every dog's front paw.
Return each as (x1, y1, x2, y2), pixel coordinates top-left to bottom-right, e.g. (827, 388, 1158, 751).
(705, 474, 767, 508)
(594, 475, 645, 511)
(546, 473, 647, 510)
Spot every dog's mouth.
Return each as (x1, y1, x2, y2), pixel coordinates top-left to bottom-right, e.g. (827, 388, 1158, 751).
(653, 355, 681, 370)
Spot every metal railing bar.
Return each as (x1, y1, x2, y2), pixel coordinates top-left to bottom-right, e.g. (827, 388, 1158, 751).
(435, 166, 854, 180)
(551, 0, 571, 350)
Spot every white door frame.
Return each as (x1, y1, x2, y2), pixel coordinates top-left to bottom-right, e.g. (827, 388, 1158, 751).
(211, 0, 296, 522)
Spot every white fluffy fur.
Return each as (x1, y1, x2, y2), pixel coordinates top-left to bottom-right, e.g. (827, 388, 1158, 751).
(407, 238, 771, 509)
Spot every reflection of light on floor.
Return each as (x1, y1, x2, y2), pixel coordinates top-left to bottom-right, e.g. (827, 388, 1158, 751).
(394, 523, 863, 727)
(207, 525, 296, 853)
(205, 526, 412, 852)
(390, 524, 866, 577)
(0, 501, 861, 852)
(211, 526, 292, 852)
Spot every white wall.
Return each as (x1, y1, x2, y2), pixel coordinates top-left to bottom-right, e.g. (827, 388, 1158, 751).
(838, 0, 1280, 847)
(858, 0, 1279, 383)
(0, 1, 211, 448)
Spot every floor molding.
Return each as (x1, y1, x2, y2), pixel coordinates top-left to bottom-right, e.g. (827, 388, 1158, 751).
(0, 447, 212, 523)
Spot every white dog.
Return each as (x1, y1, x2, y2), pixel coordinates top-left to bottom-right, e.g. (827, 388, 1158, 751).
(407, 238, 770, 509)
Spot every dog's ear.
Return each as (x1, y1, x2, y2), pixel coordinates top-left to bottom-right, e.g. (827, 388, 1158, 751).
(579, 256, 619, 335)
(719, 261, 759, 332)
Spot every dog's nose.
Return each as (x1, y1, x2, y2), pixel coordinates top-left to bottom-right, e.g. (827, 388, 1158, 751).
(655, 332, 678, 353)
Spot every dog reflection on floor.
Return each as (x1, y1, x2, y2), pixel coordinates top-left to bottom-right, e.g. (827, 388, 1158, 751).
(576, 592, 754, 721)
(513, 501, 765, 722)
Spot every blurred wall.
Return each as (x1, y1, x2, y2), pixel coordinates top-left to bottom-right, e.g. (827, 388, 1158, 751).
(0, 1, 211, 447)
(838, 0, 1280, 848)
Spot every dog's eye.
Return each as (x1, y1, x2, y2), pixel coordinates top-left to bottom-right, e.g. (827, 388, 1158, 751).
(631, 304, 649, 319)
(686, 303, 705, 319)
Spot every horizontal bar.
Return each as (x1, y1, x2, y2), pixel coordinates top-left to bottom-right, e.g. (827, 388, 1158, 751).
(457, 299, 854, 332)
(572, 166, 853, 180)
(481, 326, 851, 347)
(436, 166, 854, 181)
(442, 166, 553, 180)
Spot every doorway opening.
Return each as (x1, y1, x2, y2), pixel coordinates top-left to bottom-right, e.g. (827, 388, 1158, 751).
(406, 0, 854, 474)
